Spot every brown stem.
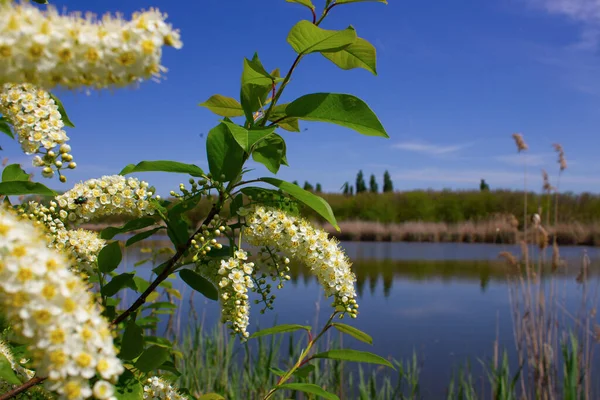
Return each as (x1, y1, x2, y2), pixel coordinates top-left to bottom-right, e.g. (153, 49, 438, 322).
(112, 204, 221, 326)
(0, 377, 46, 400)
(260, 54, 302, 126)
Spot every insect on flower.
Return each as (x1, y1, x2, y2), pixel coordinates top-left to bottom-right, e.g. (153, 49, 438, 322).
(74, 196, 88, 205)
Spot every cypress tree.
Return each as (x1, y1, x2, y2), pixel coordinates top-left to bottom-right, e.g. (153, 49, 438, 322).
(383, 170, 393, 193)
(356, 170, 367, 193)
(369, 174, 378, 193)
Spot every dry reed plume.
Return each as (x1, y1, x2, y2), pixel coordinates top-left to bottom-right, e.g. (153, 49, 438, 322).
(501, 135, 598, 400)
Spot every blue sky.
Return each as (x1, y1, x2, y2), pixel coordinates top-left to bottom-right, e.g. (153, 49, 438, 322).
(7, 0, 600, 195)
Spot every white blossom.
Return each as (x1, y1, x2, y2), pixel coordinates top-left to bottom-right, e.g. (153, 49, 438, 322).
(0, 206, 123, 399)
(20, 201, 106, 274)
(0, 2, 182, 90)
(143, 376, 186, 400)
(0, 83, 73, 178)
(242, 206, 359, 317)
(202, 249, 254, 338)
(55, 175, 155, 225)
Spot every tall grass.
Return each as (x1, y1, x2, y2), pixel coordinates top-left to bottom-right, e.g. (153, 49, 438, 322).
(175, 322, 413, 399)
(498, 138, 600, 400)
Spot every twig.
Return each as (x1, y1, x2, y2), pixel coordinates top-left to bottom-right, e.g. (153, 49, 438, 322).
(0, 377, 46, 400)
(112, 204, 220, 326)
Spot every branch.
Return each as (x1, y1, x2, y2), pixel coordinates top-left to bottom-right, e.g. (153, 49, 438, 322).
(112, 204, 221, 326)
(0, 377, 46, 400)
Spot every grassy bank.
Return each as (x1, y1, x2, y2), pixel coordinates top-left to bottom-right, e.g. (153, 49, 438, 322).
(57, 189, 600, 245)
(166, 190, 600, 226)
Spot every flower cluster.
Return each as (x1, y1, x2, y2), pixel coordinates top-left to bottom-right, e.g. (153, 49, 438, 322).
(55, 175, 155, 225)
(0, 83, 74, 179)
(200, 250, 255, 338)
(241, 206, 358, 317)
(143, 376, 186, 400)
(0, 1, 182, 90)
(20, 201, 106, 273)
(54, 228, 106, 273)
(0, 207, 123, 399)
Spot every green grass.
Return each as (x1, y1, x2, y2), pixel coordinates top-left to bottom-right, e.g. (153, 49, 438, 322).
(175, 323, 410, 400)
(174, 323, 595, 399)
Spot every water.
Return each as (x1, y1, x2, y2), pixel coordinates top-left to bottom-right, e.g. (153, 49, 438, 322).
(117, 241, 600, 398)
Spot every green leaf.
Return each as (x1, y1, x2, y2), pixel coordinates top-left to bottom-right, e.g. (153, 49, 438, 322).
(144, 301, 177, 310)
(205, 245, 232, 259)
(106, 297, 121, 307)
(286, 0, 315, 10)
(322, 37, 377, 75)
(259, 177, 339, 230)
(126, 227, 165, 247)
(223, 121, 275, 153)
(0, 353, 21, 385)
(287, 21, 356, 55)
(167, 217, 189, 248)
(249, 324, 311, 339)
(2, 164, 29, 182)
(230, 194, 244, 217)
(98, 241, 123, 273)
(48, 92, 75, 128)
(144, 336, 173, 348)
(32, 0, 49, 4)
(101, 217, 157, 240)
(312, 349, 394, 368)
(119, 319, 144, 360)
(252, 134, 288, 174)
(198, 395, 225, 400)
(273, 118, 300, 132)
(293, 364, 316, 378)
(136, 316, 160, 326)
(336, 0, 387, 3)
(166, 288, 182, 300)
(331, 323, 373, 345)
(0, 181, 56, 196)
(240, 54, 275, 122)
(152, 261, 170, 275)
(199, 94, 244, 117)
(133, 259, 150, 267)
(134, 345, 171, 373)
(0, 120, 14, 139)
(102, 273, 136, 297)
(158, 360, 181, 377)
(133, 277, 151, 292)
(269, 366, 286, 377)
(268, 104, 301, 132)
(206, 123, 245, 182)
(119, 160, 204, 177)
(286, 93, 387, 137)
(169, 193, 201, 218)
(114, 368, 144, 400)
(179, 269, 218, 301)
(278, 383, 339, 400)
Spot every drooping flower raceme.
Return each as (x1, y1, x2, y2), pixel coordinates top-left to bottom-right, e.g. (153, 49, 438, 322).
(55, 175, 155, 225)
(241, 206, 359, 317)
(20, 201, 106, 274)
(0, 207, 123, 399)
(0, 1, 182, 90)
(0, 83, 74, 178)
(143, 376, 187, 400)
(197, 249, 255, 338)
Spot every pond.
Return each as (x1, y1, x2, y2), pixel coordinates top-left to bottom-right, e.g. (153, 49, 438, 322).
(116, 241, 600, 398)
